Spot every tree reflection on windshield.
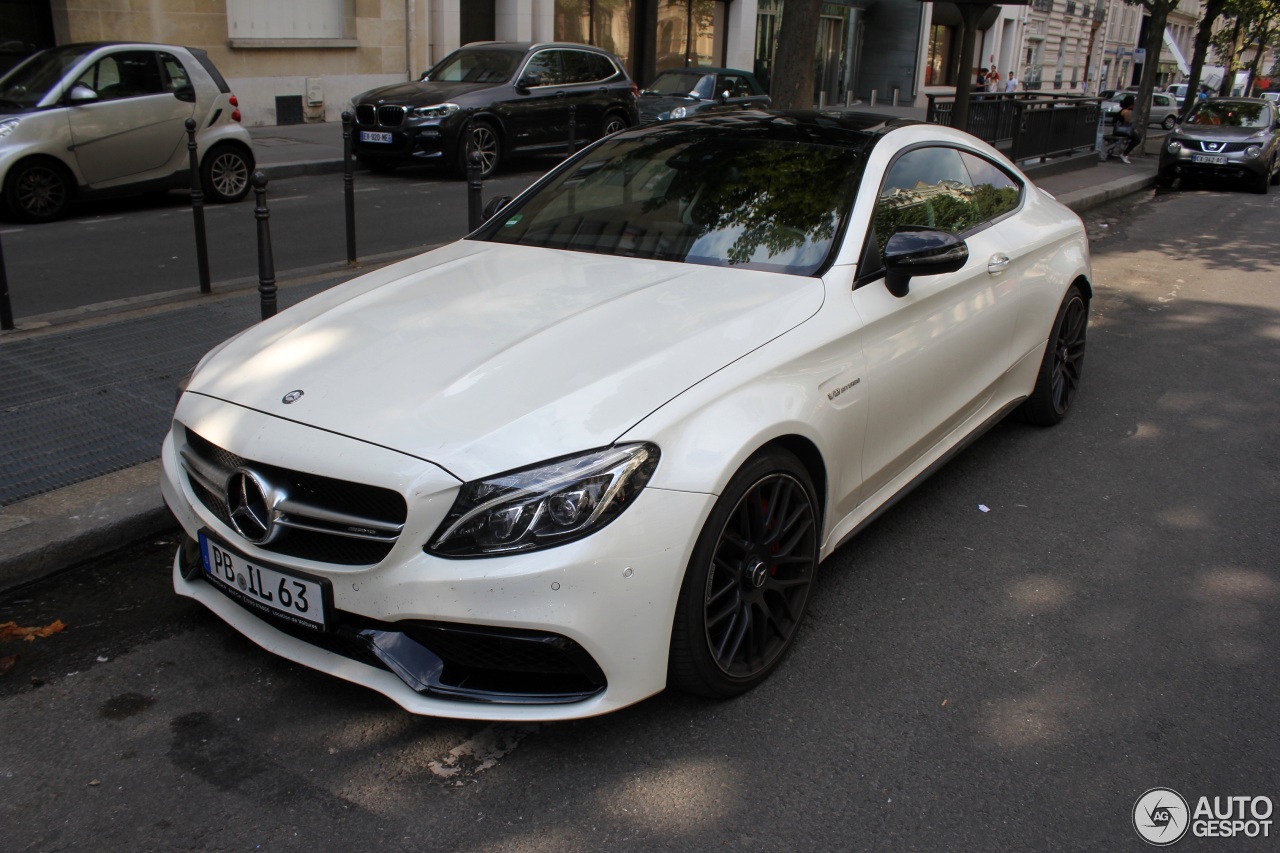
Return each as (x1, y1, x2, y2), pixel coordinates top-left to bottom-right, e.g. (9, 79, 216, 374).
(482, 133, 864, 276)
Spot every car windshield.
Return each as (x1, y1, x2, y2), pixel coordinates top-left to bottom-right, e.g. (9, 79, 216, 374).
(1187, 101, 1272, 127)
(425, 49, 521, 84)
(0, 44, 92, 108)
(478, 131, 864, 275)
(643, 72, 712, 98)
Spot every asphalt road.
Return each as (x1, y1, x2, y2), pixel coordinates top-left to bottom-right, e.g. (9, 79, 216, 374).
(0, 162, 548, 319)
(1, 184, 1277, 851)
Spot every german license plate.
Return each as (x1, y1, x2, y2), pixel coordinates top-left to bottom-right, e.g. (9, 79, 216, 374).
(199, 533, 329, 630)
(359, 130, 393, 144)
(1192, 154, 1227, 165)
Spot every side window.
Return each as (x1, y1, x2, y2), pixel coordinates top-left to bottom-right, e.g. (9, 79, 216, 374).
(522, 50, 562, 86)
(590, 54, 619, 83)
(719, 75, 750, 98)
(872, 147, 973, 254)
(79, 51, 164, 101)
(561, 50, 598, 85)
(959, 151, 1022, 223)
(160, 53, 190, 92)
(872, 147, 1021, 256)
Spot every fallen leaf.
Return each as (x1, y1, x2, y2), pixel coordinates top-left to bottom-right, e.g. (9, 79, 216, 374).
(0, 655, 16, 677)
(0, 620, 67, 643)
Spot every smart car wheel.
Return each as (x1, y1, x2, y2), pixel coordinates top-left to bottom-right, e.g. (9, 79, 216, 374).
(1162, 115, 1176, 130)
(4, 158, 72, 223)
(1019, 284, 1088, 425)
(201, 144, 253, 203)
(669, 449, 819, 698)
(459, 121, 501, 179)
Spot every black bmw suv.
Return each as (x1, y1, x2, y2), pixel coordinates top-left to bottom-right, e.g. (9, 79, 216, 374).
(351, 42, 639, 178)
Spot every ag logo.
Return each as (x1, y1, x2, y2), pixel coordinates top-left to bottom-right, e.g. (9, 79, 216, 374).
(1134, 788, 1190, 845)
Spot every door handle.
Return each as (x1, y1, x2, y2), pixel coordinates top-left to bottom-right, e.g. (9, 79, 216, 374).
(987, 253, 1011, 275)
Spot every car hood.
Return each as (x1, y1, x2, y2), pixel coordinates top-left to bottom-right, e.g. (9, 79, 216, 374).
(1175, 124, 1271, 141)
(355, 80, 497, 107)
(186, 241, 825, 481)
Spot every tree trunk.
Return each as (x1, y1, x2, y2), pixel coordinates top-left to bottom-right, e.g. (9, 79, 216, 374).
(770, 0, 823, 110)
(1182, 0, 1226, 118)
(1131, 4, 1174, 133)
(1220, 16, 1243, 96)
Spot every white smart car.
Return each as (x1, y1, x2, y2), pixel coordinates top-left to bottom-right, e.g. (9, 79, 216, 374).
(0, 42, 254, 222)
(161, 111, 1092, 721)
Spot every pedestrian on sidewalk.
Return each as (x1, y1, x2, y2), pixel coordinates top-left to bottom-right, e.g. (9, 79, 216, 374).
(1005, 72, 1018, 93)
(986, 66, 1001, 93)
(1113, 94, 1139, 163)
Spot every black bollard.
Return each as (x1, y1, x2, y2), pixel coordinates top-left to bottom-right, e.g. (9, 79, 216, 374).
(341, 110, 357, 264)
(185, 118, 212, 294)
(567, 103, 577, 156)
(0, 230, 14, 331)
(252, 171, 277, 320)
(467, 149, 484, 231)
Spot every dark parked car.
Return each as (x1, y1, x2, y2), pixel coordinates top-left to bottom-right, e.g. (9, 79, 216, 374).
(638, 67, 770, 123)
(1158, 97, 1280, 193)
(350, 41, 638, 178)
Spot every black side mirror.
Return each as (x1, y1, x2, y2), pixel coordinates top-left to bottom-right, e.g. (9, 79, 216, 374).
(173, 84, 196, 103)
(482, 195, 514, 222)
(517, 73, 542, 91)
(882, 227, 969, 297)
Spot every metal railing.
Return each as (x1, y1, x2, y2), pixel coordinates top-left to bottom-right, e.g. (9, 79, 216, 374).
(926, 92, 1101, 163)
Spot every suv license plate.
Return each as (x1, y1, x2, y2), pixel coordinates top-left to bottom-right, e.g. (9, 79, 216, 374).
(1191, 154, 1227, 165)
(199, 533, 329, 630)
(359, 131, 393, 144)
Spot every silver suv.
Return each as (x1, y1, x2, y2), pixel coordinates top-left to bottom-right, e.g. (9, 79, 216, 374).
(0, 42, 255, 222)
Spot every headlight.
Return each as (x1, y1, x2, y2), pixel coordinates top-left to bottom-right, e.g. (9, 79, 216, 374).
(670, 106, 687, 119)
(412, 103, 460, 120)
(428, 444, 660, 557)
(1244, 145, 1262, 159)
(1166, 140, 1182, 153)
(0, 118, 19, 139)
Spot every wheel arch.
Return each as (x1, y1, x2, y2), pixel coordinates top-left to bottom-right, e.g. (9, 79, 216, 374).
(199, 138, 254, 169)
(747, 434, 828, 526)
(3, 153, 80, 197)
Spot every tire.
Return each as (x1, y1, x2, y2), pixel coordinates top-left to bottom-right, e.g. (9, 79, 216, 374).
(201, 144, 253, 203)
(668, 449, 820, 698)
(457, 120, 501, 179)
(1256, 169, 1271, 194)
(1271, 157, 1280, 186)
(1155, 172, 1174, 189)
(1018, 284, 1088, 426)
(4, 158, 72, 223)
(602, 112, 629, 136)
(1161, 115, 1176, 130)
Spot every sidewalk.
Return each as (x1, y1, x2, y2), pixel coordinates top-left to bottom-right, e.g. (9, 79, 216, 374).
(0, 117, 1160, 590)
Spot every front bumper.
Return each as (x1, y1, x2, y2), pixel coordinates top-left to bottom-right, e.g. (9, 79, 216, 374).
(1159, 146, 1270, 183)
(160, 399, 715, 721)
(351, 116, 459, 165)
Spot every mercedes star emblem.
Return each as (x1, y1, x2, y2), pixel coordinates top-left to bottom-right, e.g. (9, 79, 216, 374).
(282, 389, 304, 404)
(226, 468, 279, 545)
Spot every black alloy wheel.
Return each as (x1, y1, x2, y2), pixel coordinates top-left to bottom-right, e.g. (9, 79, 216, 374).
(5, 159, 71, 222)
(670, 450, 819, 698)
(1020, 284, 1088, 425)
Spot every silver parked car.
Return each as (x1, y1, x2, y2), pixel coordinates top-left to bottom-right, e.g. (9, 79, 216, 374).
(0, 42, 255, 222)
(1158, 97, 1280, 193)
(1102, 90, 1180, 130)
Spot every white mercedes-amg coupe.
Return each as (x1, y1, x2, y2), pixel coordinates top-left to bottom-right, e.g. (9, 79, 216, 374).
(162, 111, 1092, 721)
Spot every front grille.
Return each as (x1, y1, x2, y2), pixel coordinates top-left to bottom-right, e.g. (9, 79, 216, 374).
(1197, 141, 1248, 153)
(179, 426, 407, 566)
(354, 104, 376, 125)
(377, 105, 406, 127)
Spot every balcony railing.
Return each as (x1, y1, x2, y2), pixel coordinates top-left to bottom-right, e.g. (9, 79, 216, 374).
(1032, 0, 1054, 12)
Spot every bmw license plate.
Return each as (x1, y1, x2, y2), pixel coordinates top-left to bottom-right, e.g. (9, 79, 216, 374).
(1191, 154, 1227, 164)
(199, 533, 329, 630)
(359, 130, 393, 144)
